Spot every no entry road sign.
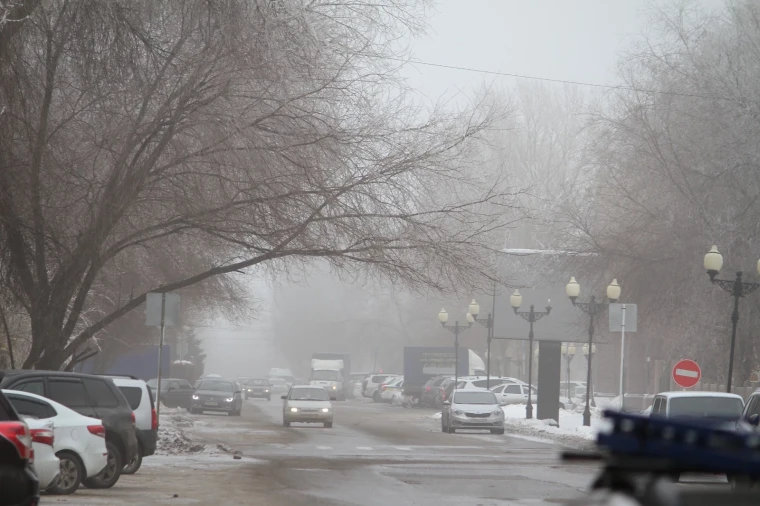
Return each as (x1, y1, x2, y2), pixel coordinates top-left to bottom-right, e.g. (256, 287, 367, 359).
(672, 359, 701, 389)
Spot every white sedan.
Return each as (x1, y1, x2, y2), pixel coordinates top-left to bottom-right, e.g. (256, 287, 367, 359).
(24, 418, 60, 491)
(489, 383, 537, 405)
(4, 389, 108, 495)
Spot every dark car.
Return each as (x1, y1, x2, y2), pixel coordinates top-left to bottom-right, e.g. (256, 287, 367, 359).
(243, 379, 271, 400)
(0, 390, 39, 506)
(0, 370, 138, 489)
(146, 378, 195, 410)
(421, 376, 451, 408)
(190, 380, 243, 415)
(439, 378, 457, 406)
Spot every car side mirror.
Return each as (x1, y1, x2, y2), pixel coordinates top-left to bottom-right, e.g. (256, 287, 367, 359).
(330, 396, 337, 401)
(442, 401, 450, 406)
(281, 395, 287, 400)
(749, 414, 760, 427)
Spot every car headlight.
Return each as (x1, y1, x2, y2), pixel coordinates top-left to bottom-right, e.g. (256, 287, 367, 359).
(452, 409, 464, 415)
(225, 397, 234, 402)
(321, 408, 330, 413)
(265, 389, 269, 392)
(192, 395, 199, 400)
(332, 385, 337, 389)
(290, 407, 299, 412)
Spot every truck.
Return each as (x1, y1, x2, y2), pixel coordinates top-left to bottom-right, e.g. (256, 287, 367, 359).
(402, 347, 486, 404)
(310, 353, 351, 400)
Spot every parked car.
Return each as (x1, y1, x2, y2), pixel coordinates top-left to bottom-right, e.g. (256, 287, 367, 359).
(441, 389, 505, 434)
(0, 389, 39, 506)
(4, 390, 108, 495)
(379, 377, 404, 402)
(282, 386, 334, 428)
(649, 391, 745, 422)
(108, 377, 157, 474)
(22, 418, 59, 492)
(421, 376, 451, 407)
(457, 376, 524, 390)
(363, 374, 399, 398)
(0, 370, 137, 489)
(146, 378, 195, 409)
(490, 382, 536, 405)
(190, 380, 243, 415)
(243, 379, 271, 400)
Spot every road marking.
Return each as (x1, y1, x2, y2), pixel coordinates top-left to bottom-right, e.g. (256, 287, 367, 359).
(675, 368, 698, 378)
(316, 446, 332, 450)
(394, 446, 412, 451)
(356, 446, 374, 450)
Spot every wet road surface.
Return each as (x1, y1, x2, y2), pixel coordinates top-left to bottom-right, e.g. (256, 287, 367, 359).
(187, 397, 598, 505)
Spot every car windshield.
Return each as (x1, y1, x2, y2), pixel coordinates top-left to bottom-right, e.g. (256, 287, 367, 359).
(248, 379, 269, 386)
(197, 381, 233, 392)
(668, 396, 744, 419)
(453, 391, 497, 405)
(311, 370, 341, 381)
(289, 388, 329, 401)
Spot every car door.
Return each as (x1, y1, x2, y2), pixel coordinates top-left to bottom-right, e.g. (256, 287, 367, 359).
(502, 384, 523, 405)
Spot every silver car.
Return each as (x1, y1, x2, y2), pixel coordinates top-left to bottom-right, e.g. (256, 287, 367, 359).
(282, 386, 335, 428)
(442, 389, 504, 434)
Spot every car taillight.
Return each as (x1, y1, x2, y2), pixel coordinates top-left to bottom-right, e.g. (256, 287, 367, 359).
(31, 428, 55, 446)
(130, 412, 136, 426)
(425, 386, 431, 392)
(0, 421, 33, 460)
(380, 384, 387, 392)
(87, 425, 106, 438)
(151, 408, 158, 431)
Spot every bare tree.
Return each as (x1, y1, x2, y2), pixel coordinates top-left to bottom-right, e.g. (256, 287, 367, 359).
(0, 0, 521, 370)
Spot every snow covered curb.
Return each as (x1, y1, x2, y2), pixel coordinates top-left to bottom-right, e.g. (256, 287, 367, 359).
(157, 405, 241, 458)
(500, 403, 610, 448)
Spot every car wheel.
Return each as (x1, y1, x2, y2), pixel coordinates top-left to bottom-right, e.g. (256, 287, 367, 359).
(49, 451, 84, 495)
(283, 420, 290, 427)
(122, 446, 143, 475)
(324, 422, 333, 428)
(83, 441, 122, 489)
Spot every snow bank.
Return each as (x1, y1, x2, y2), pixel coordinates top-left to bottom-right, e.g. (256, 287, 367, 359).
(501, 403, 611, 446)
(157, 405, 228, 456)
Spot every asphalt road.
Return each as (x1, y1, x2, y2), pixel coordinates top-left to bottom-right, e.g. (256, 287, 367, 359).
(187, 397, 599, 505)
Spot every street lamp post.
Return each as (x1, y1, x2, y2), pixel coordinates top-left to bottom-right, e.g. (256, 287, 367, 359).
(510, 290, 552, 420)
(582, 343, 597, 408)
(438, 308, 474, 386)
(561, 343, 576, 404)
(468, 299, 494, 388)
(704, 246, 760, 392)
(566, 277, 621, 427)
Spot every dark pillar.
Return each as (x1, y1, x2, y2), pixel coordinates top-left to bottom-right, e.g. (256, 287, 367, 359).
(536, 341, 561, 423)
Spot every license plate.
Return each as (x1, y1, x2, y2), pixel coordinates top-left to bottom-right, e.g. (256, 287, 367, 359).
(205, 401, 218, 406)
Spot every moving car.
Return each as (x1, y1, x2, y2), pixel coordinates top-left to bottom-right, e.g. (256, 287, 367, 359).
(23, 418, 59, 493)
(379, 377, 404, 403)
(267, 377, 289, 396)
(109, 377, 157, 474)
(282, 386, 334, 428)
(441, 389, 505, 434)
(0, 370, 137, 490)
(0, 389, 39, 506)
(243, 379, 271, 400)
(4, 390, 108, 495)
(190, 379, 243, 415)
(146, 378, 195, 409)
(649, 391, 744, 421)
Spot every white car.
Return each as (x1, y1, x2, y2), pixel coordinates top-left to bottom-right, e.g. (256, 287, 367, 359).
(457, 377, 526, 390)
(441, 389, 505, 434)
(282, 386, 334, 428)
(363, 374, 400, 399)
(490, 382, 537, 405)
(4, 389, 109, 495)
(380, 377, 404, 402)
(24, 418, 59, 491)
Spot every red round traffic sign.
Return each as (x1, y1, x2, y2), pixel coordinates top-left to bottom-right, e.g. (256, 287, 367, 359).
(672, 359, 701, 388)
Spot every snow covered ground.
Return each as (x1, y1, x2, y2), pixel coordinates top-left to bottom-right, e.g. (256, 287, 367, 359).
(156, 405, 243, 457)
